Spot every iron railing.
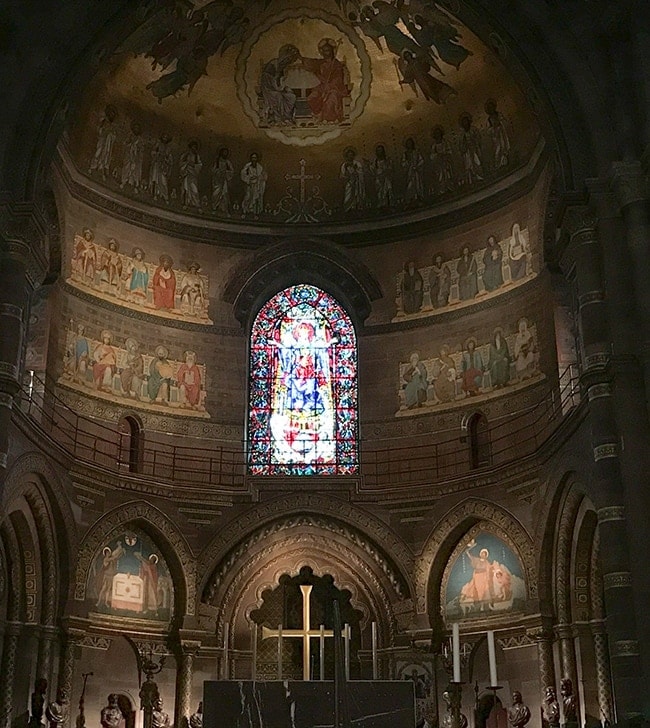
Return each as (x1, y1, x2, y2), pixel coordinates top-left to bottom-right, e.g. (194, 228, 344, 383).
(17, 366, 581, 489)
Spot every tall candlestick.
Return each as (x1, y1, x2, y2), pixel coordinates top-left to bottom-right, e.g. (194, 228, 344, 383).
(452, 623, 461, 682)
(252, 622, 257, 682)
(277, 623, 283, 679)
(371, 621, 378, 680)
(487, 631, 498, 687)
(344, 623, 350, 681)
(320, 624, 325, 681)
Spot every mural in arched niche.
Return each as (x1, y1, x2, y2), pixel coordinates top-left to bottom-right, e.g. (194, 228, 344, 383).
(85, 527, 174, 622)
(441, 531, 525, 622)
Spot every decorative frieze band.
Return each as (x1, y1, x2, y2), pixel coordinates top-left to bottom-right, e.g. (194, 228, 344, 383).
(603, 571, 632, 590)
(79, 635, 112, 651)
(611, 639, 640, 657)
(0, 393, 13, 409)
(497, 634, 535, 650)
(584, 352, 610, 369)
(597, 506, 625, 523)
(593, 443, 619, 461)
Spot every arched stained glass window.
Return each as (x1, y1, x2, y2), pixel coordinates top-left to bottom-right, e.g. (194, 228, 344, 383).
(248, 284, 358, 475)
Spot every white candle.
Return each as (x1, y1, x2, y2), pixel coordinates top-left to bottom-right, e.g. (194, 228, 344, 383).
(223, 622, 230, 680)
(252, 623, 257, 682)
(452, 623, 461, 682)
(371, 621, 378, 680)
(320, 624, 325, 681)
(278, 623, 283, 679)
(487, 631, 498, 687)
(344, 623, 351, 681)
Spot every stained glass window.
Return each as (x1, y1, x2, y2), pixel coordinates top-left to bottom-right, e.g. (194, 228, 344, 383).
(248, 284, 358, 475)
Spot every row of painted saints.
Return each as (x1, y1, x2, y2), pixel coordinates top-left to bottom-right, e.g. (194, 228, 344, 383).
(68, 228, 212, 323)
(59, 322, 208, 417)
(86, 98, 513, 222)
(396, 224, 533, 319)
(397, 316, 542, 415)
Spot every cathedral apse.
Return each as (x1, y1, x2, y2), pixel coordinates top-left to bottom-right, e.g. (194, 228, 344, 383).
(86, 529, 174, 622)
(64, 0, 543, 227)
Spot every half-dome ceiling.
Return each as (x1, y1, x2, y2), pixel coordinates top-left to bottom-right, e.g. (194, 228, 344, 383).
(64, 0, 543, 230)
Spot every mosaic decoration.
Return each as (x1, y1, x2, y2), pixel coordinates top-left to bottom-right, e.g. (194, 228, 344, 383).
(59, 321, 209, 418)
(396, 317, 543, 417)
(86, 528, 174, 622)
(442, 532, 525, 621)
(248, 284, 358, 475)
(67, 229, 212, 324)
(394, 224, 534, 321)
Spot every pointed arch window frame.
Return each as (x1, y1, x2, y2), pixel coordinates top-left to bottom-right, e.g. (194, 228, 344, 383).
(247, 284, 359, 475)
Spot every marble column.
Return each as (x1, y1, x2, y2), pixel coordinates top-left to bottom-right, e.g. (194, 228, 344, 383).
(37, 624, 59, 690)
(175, 641, 200, 728)
(561, 222, 644, 720)
(58, 629, 84, 727)
(0, 622, 21, 728)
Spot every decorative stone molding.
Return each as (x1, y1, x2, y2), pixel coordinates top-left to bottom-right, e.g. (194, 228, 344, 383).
(611, 639, 640, 657)
(198, 493, 414, 597)
(79, 635, 112, 650)
(0, 393, 13, 409)
(587, 383, 612, 401)
(597, 506, 625, 523)
(414, 499, 537, 614)
(610, 160, 649, 209)
(206, 513, 408, 601)
(593, 443, 618, 461)
(578, 291, 605, 308)
(74, 500, 197, 616)
(497, 634, 535, 650)
(0, 362, 18, 379)
(0, 202, 49, 287)
(0, 303, 23, 320)
(602, 572, 632, 590)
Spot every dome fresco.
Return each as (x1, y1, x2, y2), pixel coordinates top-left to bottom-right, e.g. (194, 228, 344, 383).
(64, 0, 543, 229)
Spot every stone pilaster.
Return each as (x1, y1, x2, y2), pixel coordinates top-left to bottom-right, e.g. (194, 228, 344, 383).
(37, 624, 59, 691)
(58, 628, 84, 728)
(0, 622, 22, 728)
(555, 623, 579, 710)
(528, 627, 556, 696)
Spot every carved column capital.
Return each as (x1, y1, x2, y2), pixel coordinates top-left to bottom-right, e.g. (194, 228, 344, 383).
(610, 160, 649, 209)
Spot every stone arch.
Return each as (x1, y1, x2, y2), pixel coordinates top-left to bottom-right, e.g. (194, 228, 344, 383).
(415, 498, 536, 617)
(74, 500, 197, 618)
(223, 237, 382, 327)
(198, 493, 415, 601)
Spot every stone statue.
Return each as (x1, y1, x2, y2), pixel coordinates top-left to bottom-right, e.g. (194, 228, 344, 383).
(543, 686, 560, 728)
(189, 702, 203, 728)
(560, 678, 579, 726)
(100, 694, 122, 728)
(30, 678, 48, 728)
(45, 688, 69, 728)
(151, 699, 170, 728)
(507, 691, 531, 728)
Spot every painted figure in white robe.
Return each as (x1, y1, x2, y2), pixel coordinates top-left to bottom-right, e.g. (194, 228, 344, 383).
(211, 147, 234, 214)
(149, 133, 173, 202)
(240, 153, 267, 217)
(340, 147, 366, 212)
(180, 140, 203, 209)
(120, 122, 145, 192)
(89, 104, 117, 180)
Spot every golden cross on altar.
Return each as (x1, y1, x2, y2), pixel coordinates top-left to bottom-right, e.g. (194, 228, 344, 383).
(261, 584, 340, 680)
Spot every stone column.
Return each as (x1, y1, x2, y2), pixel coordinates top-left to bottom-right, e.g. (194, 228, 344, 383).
(0, 622, 21, 728)
(590, 620, 614, 725)
(37, 624, 59, 690)
(174, 641, 200, 728)
(555, 623, 578, 699)
(58, 628, 84, 727)
(529, 627, 556, 695)
(0, 203, 47, 480)
(561, 222, 644, 720)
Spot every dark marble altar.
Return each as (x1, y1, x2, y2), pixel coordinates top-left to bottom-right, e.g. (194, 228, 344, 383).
(203, 680, 416, 728)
